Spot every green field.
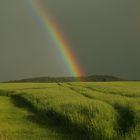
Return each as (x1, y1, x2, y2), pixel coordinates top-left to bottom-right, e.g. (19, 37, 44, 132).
(0, 82, 139, 140)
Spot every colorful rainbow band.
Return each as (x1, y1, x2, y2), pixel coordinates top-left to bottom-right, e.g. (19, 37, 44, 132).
(27, 0, 84, 79)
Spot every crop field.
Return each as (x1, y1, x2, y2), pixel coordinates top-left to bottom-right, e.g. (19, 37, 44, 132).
(0, 82, 139, 140)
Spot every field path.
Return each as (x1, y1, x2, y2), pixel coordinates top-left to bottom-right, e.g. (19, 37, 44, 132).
(0, 96, 67, 140)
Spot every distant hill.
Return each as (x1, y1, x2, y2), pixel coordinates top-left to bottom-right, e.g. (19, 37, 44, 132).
(5, 75, 124, 83)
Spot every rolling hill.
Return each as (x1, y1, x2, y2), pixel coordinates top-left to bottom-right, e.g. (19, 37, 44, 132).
(5, 75, 124, 83)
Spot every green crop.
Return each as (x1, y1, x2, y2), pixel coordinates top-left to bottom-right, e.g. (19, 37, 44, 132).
(0, 82, 139, 140)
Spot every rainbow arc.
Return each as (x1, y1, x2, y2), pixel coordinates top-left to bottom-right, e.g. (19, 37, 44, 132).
(28, 0, 84, 79)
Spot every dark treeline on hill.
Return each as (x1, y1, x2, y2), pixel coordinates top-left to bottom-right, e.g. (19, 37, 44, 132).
(5, 75, 124, 83)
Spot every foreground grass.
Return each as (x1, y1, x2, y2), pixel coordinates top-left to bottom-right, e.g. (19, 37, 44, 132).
(0, 82, 139, 140)
(0, 96, 70, 140)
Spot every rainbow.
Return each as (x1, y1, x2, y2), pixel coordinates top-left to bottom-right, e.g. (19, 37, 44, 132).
(27, 0, 84, 78)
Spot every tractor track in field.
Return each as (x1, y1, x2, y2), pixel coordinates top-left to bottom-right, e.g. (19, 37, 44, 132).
(60, 83, 137, 136)
(0, 83, 139, 140)
(0, 91, 78, 140)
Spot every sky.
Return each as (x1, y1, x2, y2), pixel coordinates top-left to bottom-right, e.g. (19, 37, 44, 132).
(0, 0, 140, 81)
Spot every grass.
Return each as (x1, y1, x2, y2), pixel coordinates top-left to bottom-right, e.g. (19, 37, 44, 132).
(0, 82, 139, 140)
(0, 96, 63, 140)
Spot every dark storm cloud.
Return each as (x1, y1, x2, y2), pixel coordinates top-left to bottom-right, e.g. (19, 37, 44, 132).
(0, 0, 140, 81)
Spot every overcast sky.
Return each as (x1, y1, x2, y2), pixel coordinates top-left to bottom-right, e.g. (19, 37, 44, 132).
(0, 0, 140, 81)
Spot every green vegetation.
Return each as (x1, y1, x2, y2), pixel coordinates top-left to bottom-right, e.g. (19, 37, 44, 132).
(0, 82, 139, 140)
